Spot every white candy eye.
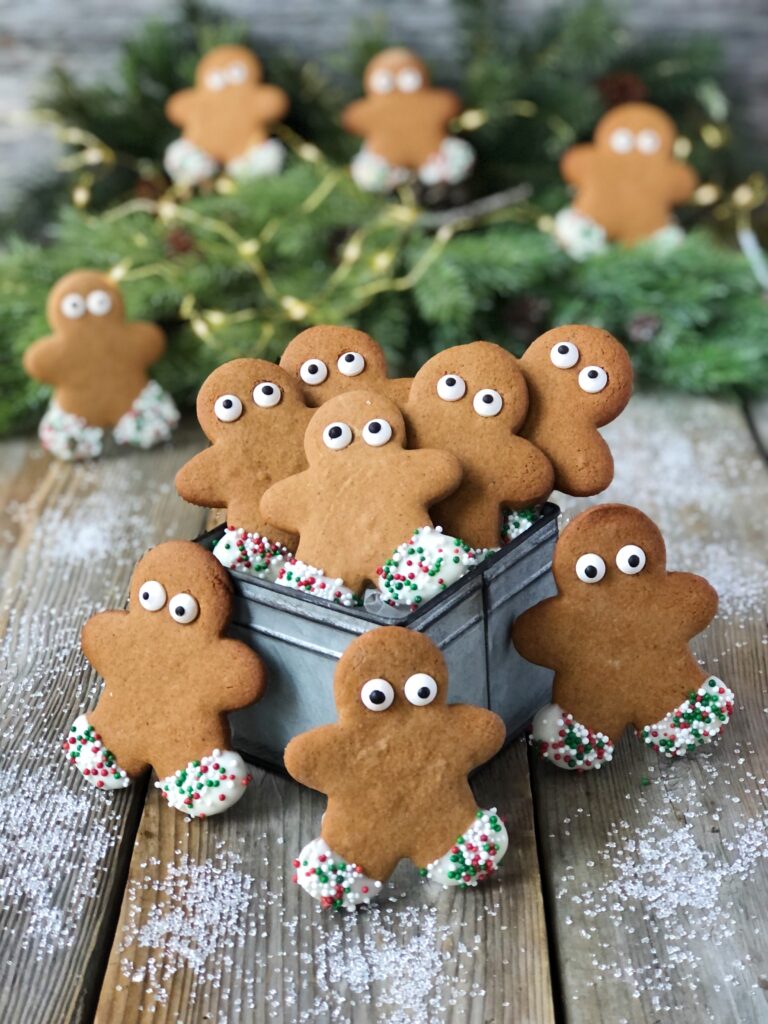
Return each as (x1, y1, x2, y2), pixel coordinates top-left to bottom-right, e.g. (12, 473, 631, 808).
(436, 374, 466, 402)
(473, 389, 503, 417)
(578, 366, 608, 394)
(360, 678, 395, 711)
(370, 69, 394, 94)
(337, 351, 366, 377)
(550, 341, 579, 369)
(362, 418, 392, 446)
(86, 289, 113, 317)
(616, 544, 646, 575)
(322, 422, 353, 450)
(138, 580, 166, 612)
(404, 672, 438, 706)
(214, 394, 243, 422)
(636, 129, 661, 154)
(575, 553, 606, 584)
(397, 67, 423, 92)
(169, 593, 199, 624)
(205, 70, 226, 91)
(60, 293, 86, 319)
(610, 127, 634, 154)
(227, 62, 247, 84)
(252, 382, 282, 408)
(299, 359, 328, 386)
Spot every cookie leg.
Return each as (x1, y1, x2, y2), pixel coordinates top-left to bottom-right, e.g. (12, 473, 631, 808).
(39, 401, 104, 461)
(163, 137, 219, 186)
(291, 836, 382, 911)
(226, 138, 286, 179)
(424, 808, 508, 888)
(552, 206, 608, 261)
(639, 677, 735, 758)
(212, 525, 290, 581)
(418, 136, 475, 188)
(112, 380, 180, 450)
(349, 145, 410, 193)
(530, 702, 614, 771)
(63, 714, 131, 790)
(154, 749, 252, 819)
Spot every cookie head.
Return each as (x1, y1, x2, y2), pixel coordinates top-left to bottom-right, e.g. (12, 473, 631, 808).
(280, 326, 390, 407)
(333, 627, 448, 722)
(409, 341, 529, 433)
(523, 325, 632, 427)
(196, 358, 307, 443)
(593, 102, 677, 160)
(128, 540, 233, 638)
(363, 48, 430, 97)
(47, 270, 124, 332)
(553, 504, 666, 599)
(304, 389, 406, 463)
(195, 45, 262, 92)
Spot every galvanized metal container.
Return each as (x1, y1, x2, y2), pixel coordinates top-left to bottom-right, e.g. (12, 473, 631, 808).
(196, 503, 559, 769)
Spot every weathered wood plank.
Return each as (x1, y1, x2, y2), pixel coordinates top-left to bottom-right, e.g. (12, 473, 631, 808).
(534, 393, 768, 1023)
(0, 425, 207, 1024)
(97, 736, 555, 1023)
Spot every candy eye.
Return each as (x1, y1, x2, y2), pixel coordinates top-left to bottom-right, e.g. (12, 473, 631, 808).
(299, 359, 329, 386)
(616, 544, 646, 575)
(473, 389, 503, 417)
(397, 67, 423, 92)
(252, 382, 282, 408)
(169, 593, 199, 624)
(362, 418, 393, 447)
(575, 553, 606, 584)
(60, 293, 86, 319)
(404, 673, 438, 706)
(436, 374, 466, 402)
(370, 69, 394, 94)
(322, 422, 353, 450)
(578, 366, 608, 394)
(636, 129, 661, 154)
(86, 289, 113, 317)
(360, 678, 395, 711)
(549, 341, 579, 369)
(214, 394, 243, 422)
(138, 580, 166, 612)
(337, 351, 366, 377)
(227, 62, 247, 84)
(609, 128, 634, 154)
(205, 71, 226, 91)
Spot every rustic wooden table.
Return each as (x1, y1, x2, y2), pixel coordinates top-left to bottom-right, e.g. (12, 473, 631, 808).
(0, 392, 766, 1024)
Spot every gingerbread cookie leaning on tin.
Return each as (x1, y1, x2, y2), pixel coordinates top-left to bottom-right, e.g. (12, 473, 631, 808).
(519, 325, 632, 496)
(403, 341, 554, 549)
(23, 270, 178, 461)
(260, 389, 462, 593)
(63, 541, 265, 818)
(286, 627, 508, 910)
(512, 504, 733, 771)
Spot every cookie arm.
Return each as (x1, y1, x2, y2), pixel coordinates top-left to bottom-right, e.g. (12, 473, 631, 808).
(511, 598, 562, 668)
(175, 447, 227, 509)
(165, 88, 198, 127)
(432, 88, 462, 123)
(23, 335, 69, 385)
(407, 449, 463, 507)
(81, 610, 131, 680)
(447, 704, 506, 772)
(341, 98, 371, 138)
(501, 437, 554, 507)
(214, 640, 266, 711)
(284, 725, 339, 795)
(260, 472, 309, 536)
(560, 144, 593, 187)
(663, 571, 718, 639)
(129, 322, 166, 368)
(668, 160, 699, 204)
(253, 84, 289, 123)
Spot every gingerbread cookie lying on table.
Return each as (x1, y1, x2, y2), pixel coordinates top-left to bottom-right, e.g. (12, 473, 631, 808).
(260, 389, 462, 593)
(404, 341, 554, 549)
(23, 270, 178, 461)
(175, 358, 312, 553)
(512, 504, 733, 771)
(164, 44, 289, 186)
(279, 325, 410, 407)
(342, 47, 474, 192)
(286, 627, 508, 910)
(555, 102, 698, 257)
(64, 541, 265, 817)
(520, 325, 633, 496)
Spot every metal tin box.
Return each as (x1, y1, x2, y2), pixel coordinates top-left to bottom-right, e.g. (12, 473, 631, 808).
(196, 503, 559, 769)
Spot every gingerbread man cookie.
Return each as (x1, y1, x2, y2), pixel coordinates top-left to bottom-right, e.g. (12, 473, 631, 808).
(512, 504, 733, 771)
(519, 325, 633, 496)
(555, 102, 698, 254)
(64, 541, 265, 817)
(164, 45, 289, 186)
(286, 627, 508, 909)
(404, 341, 554, 549)
(260, 389, 462, 593)
(23, 270, 178, 461)
(342, 47, 474, 192)
(175, 358, 312, 549)
(279, 325, 410, 407)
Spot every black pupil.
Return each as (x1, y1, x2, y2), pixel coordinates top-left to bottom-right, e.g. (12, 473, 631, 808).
(345, 353, 355, 362)
(628, 554, 640, 567)
(417, 686, 431, 699)
(262, 385, 273, 395)
(308, 364, 319, 375)
(482, 393, 494, 403)
(329, 426, 342, 439)
(446, 377, 456, 386)
(585, 565, 598, 578)
(142, 591, 149, 600)
(558, 344, 569, 354)
(370, 690, 386, 704)
(588, 369, 599, 378)
(175, 605, 185, 616)
(223, 398, 233, 408)
(369, 421, 382, 433)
